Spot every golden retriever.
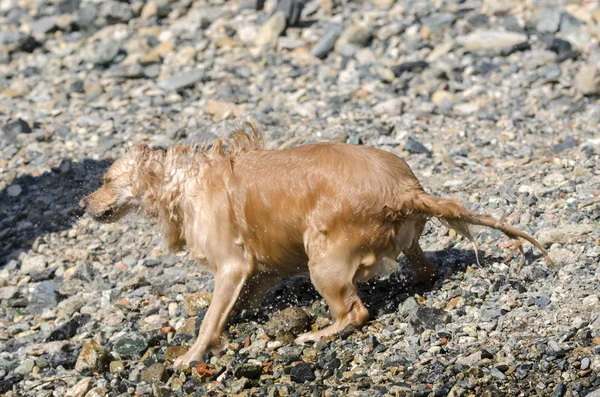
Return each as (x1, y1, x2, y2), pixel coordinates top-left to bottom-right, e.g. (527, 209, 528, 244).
(79, 123, 552, 368)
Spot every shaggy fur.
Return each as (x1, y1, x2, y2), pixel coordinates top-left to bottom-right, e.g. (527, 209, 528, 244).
(80, 123, 553, 368)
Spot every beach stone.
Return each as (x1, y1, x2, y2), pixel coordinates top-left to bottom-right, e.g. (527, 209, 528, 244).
(263, 307, 309, 337)
(457, 30, 528, 55)
(75, 340, 110, 373)
(536, 224, 595, 247)
(255, 12, 286, 47)
(157, 69, 205, 91)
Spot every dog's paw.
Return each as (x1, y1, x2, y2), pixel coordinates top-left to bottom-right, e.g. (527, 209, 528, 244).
(173, 352, 202, 370)
(294, 332, 316, 345)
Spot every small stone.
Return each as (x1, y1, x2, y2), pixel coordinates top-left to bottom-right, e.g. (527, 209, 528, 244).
(404, 138, 432, 157)
(537, 8, 562, 33)
(65, 377, 92, 397)
(582, 295, 599, 308)
(141, 363, 168, 384)
(311, 23, 343, 59)
(548, 340, 565, 357)
(581, 357, 590, 370)
(7, 185, 22, 197)
(183, 292, 212, 316)
(234, 363, 262, 379)
(290, 362, 315, 383)
(372, 98, 403, 117)
(29, 281, 63, 314)
(536, 224, 594, 247)
(46, 314, 91, 342)
(30, 17, 58, 35)
(109, 361, 125, 374)
(264, 307, 309, 337)
(2, 119, 32, 138)
(86, 40, 121, 66)
(552, 383, 567, 397)
(398, 297, 419, 316)
(75, 340, 110, 373)
(456, 30, 529, 55)
(335, 25, 371, 51)
(432, 90, 457, 105)
(157, 69, 205, 91)
(410, 307, 452, 331)
(165, 346, 187, 362)
(272, 0, 304, 27)
(229, 377, 249, 393)
(113, 333, 148, 358)
(391, 61, 429, 77)
(255, 12, 287, 47)
(14, 358, 35, 375)
(0, 286, 18, 300)
(576, 64, 600, 96)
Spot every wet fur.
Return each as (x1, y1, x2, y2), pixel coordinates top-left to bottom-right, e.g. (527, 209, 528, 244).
(81, 123, 552, 368)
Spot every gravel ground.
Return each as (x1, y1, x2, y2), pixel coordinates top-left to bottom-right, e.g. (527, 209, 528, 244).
(1, 0, 600, 396)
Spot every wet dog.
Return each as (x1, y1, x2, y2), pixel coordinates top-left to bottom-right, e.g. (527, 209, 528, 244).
(80, 124, 552, 368)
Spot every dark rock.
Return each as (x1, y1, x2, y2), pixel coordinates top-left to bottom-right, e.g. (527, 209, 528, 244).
(143, 259, 161, 268)
(29, 281, 64, 314)
(114, 334, 148, 358)
(552, 136, 576, 154)
(323, 357, 340, 377)
(238, 0, 266, 11)
(515, 363, 531, 379)
(290, 362, 316, 383)
(404, 138, 432, 157)
(157, 69, 205, 91)
(311, 23, 343, 59)
(410, 307, 452, 330)
(58, 0, 81, 14)
(234, 363, 262, 379)
(2, 119, 32, 142)
(552, 382, 567, 397)
(46, 314, 92, 341)
(0, 375, 23, 394)
(273, 0, 304, 27)
(392, 61, 429, 76)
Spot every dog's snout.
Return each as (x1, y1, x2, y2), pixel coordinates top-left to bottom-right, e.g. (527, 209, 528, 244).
(78, 198, 87, 209)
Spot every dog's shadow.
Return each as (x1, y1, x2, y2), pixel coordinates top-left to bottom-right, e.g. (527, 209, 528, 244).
(0, 158, 111, 267)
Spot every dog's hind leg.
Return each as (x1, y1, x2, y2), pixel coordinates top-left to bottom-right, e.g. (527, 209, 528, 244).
(402, 219, 437, 285)
(295, 248, 370, 344)
(173, 260, 251, 368)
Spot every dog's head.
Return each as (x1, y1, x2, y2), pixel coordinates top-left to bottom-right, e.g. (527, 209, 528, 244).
(79, 144, 165, 223)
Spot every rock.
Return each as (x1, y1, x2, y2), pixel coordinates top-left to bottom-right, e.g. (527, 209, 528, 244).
(29, 281, 63, 314)
(46, 314, 92, 342)
(536, 224, 594, 247)
(456, 30, 529, 55)
(552, 137, 576, 154)
(157, 69, 205, 91)
(2, 119, 32, 140)
(165, 346, 187, 362)
(140, 0, 171, 20)
(575, 64, 600, 96)
(263, 307, 309, 337)
(14, 358, 35, 375)
(183, 292, 212, 317)
(537, 8, 562, 33)
(581, 357, 590, 370)
(410, 307, 452, 330)
(398, 297, 419, 316)
(583, 294, 599, 308)
(86, 40, 121, 66)
(110, 361, 125, 374)
(21, 255, 47, 274)
(311, 23, 343, 59)
(547, 340, 565, 357)
(542, 172, 565, 186)
(230, 377, 249, 393)
(30, 17, 58, 35)
(272, 0, 305, 27)
(234, 363, 262, 379)
(432, 90, 456, 105)
(7, 185, 21, 197)
(141, 363, 168, 383)
(204, 99, 245, 120)
(335, 25, 371, 51)
(58, 0, 81, 14)
(113, 333, 148, 358)
(0, 375, 23, 394)
(65, 378, 92, 397)
(392, 61, 428, 77)
(552, 383, 567, 397)
(404, 138, 432, 157)
(99, 1, 134, 24)
(0, 286, 18, 300)
(456, 350, 493, 367)
(255, 12, 287, 47)
(372, 98, 403, 117)
(290, 362, 315, 383)
(75, 340, 110, 373)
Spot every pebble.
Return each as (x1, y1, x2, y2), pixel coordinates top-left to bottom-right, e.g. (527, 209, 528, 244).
(255, 12, 287, 48)
(290, 362, 315, 383)
(157, 69, 205, 91)
(457, 30, 529, 55)
(113, 334, 148, 358)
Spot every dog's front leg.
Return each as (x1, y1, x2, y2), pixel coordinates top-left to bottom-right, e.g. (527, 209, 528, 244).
(173, 261, 251, 368)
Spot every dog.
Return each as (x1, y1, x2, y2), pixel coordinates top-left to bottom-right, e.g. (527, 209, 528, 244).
(79, 123, 553, 368)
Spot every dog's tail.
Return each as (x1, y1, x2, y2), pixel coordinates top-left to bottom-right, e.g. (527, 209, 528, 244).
(409, 192, 554, 266)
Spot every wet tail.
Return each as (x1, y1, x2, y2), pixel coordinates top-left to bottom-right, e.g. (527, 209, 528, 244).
(411, 192, 554, 266)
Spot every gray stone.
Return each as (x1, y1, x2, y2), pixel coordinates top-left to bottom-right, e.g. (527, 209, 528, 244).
(0, 286, 19, 300)
(536, 224, 594, 247)
(14, 358, 35, 375)
(404, 138, 432, 157)
(99, 1, 134, 24)
(335, 25, 371, 51)
(30, 17, 58, 35)
(272, 0, 305, 27)
(456, 30, 529, 55)
(536, 8, 561, 33)
(398, 297, 419, 316)
(234, 363, 262, 379)
(21, 255, 47, 275)
(410, 307, 452, 330)
(575, 64, 600, 96)
(87, 40, 121, 66)
(255, 12, 287, 47)
(311, 24, 343, 59)
(157, 69, 205, 91)
(7, 185, 22, 197)
(113, 333, 148, 358)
